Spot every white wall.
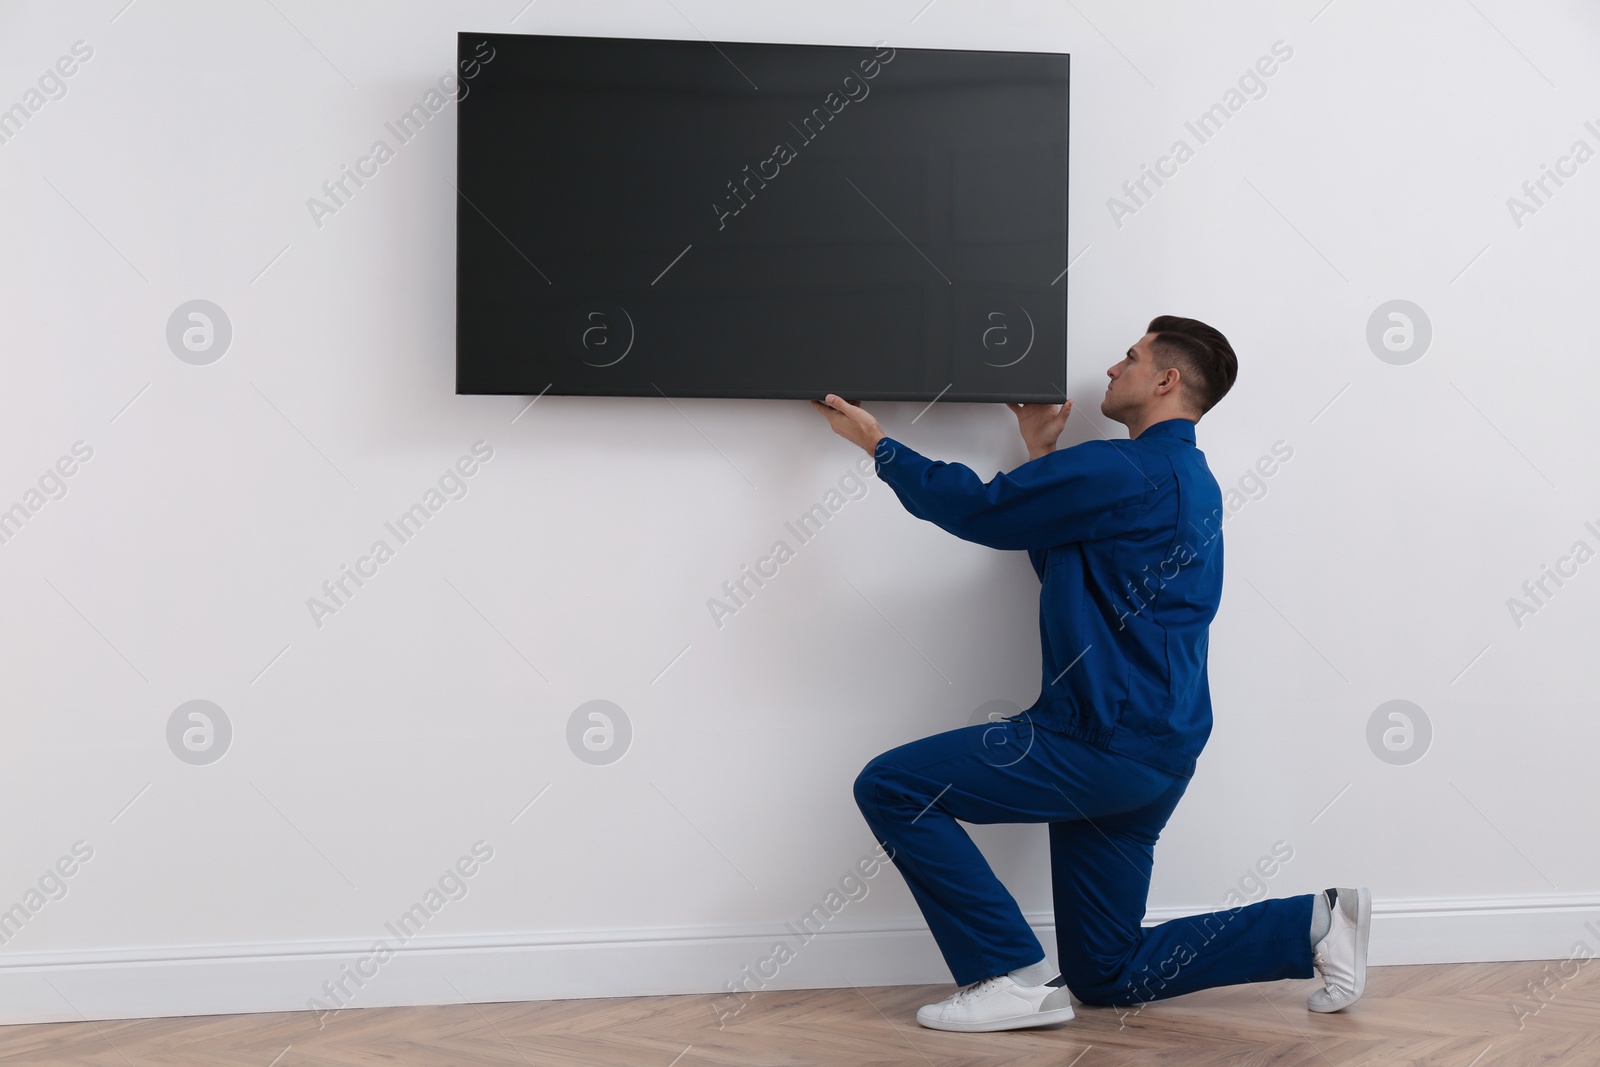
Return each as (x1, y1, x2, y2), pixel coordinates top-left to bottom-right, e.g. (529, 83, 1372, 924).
(1, 0, 1597, 1026)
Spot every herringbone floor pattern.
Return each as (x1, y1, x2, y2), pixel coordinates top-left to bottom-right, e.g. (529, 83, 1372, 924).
(0, 960, 1591, 1065)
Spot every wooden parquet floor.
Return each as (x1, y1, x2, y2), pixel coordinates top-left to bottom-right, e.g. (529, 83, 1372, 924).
(0, 960, 1594, 1066)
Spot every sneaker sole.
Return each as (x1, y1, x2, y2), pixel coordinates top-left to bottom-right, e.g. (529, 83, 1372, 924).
(916, 1004, 1076, 1032)
(1309, 886, 1371, 1013)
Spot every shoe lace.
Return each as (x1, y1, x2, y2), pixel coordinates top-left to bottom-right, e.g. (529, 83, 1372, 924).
(952, 976, 1005, 1005)
(1311, 936, 1355, 995)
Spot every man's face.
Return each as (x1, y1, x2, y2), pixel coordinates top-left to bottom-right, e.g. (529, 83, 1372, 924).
(1102, 332, 1164, 424)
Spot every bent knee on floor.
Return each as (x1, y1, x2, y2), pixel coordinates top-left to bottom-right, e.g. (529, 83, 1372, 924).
(1060, 964, 1144, 1008)
(1064, 981, 1125, 1008)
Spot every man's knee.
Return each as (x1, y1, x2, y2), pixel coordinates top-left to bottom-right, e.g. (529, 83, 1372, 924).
(852, 758, 890, 814)
(1063, 978, 1122, 1008)
(1060, 969, 1114, 1007)
(1059, 959, 1138, 1008)
(854, 748, 924, 815)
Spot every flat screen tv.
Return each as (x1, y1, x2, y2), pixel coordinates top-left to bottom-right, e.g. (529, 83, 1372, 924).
(454, 31, 1068, 403)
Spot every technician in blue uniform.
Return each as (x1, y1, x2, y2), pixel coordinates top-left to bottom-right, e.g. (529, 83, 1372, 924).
(813, 316, 1371, 1033)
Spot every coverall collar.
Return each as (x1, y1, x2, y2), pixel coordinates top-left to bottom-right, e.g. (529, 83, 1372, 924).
(1132, 417, 1197, 442)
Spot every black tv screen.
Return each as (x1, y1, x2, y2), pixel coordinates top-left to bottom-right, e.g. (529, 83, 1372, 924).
(454, 32, 1068, 403)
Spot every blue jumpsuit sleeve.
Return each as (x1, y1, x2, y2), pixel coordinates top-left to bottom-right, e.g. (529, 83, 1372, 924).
(872, 435, 1149, 552)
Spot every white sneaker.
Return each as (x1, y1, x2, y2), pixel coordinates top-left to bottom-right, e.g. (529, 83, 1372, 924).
(915, 974, 1075, 1032)
(1308, 886, 1371, 1012)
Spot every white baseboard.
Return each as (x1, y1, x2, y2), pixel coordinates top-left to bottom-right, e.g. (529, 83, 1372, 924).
(1, 895, 1596, 1026)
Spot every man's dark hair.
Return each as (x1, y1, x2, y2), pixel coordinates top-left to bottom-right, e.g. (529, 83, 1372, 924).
(1146, 315, 1238, 416)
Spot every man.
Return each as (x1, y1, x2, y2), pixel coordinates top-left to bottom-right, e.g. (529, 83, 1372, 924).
(812, 315, 1370, 1033)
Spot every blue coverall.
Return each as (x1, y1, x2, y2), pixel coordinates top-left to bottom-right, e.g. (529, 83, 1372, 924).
(853, 418, 1315, 1006)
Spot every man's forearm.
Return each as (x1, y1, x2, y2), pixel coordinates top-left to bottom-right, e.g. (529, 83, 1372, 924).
(1027, 444, 1055, 463)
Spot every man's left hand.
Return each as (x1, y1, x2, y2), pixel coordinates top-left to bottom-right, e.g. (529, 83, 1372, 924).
(812, 394, 886, 455)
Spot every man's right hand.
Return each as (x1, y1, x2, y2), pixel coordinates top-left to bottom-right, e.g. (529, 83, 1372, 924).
(1007, 400, 1073, 461)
